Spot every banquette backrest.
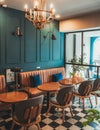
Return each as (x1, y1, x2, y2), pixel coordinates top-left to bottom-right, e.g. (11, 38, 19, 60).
(0, 75, 11, 111)
(0, 75, 6, 93)
(19, 67, 65, 87)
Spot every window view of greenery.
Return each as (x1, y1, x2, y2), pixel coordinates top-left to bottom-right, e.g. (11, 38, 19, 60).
(65, 30, 100, 79)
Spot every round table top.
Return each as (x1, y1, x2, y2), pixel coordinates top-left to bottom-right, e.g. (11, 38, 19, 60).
(59, 78, 84, 85)
(59, 78, 73, 85)
(38, 82, 60, 92)
(0, 91, 28, 103)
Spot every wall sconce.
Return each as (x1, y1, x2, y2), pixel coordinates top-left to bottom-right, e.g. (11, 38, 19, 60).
(43, 32, 56, 40)
(12, 27, 23, 37)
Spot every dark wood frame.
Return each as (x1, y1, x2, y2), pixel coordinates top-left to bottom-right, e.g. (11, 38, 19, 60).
(64, 28, 100, 78)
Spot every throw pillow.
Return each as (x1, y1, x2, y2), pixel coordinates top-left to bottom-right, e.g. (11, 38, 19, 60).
(30, 74, 42, 87)
(52, 73, 63, 82)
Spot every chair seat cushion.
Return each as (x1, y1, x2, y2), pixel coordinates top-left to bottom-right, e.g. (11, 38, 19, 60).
(73, 91, 90, 98)
(73, 91, 80, 96)
(50, 97, 59, 105)
(19, 88, 43, 97)
(91, 90, 100, 97)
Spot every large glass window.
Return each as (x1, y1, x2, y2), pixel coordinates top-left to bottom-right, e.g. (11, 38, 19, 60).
(65, 29, 100, 78)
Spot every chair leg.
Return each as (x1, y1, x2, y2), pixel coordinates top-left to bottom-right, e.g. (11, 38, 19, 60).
(79, 98, 80, 104)
(56, 107, 59, 112)
(82, 98, 85, 110)
(72, 95, 75, 103)
(89, 97, 92, 108)
(10, 121, 15, 130)
(23, 127, 27, 130)
(69, 106, 73, 117)
(46, 103, 52, 115)
(94, 94, 98, 105)
(62, 108, 65, 123)
(37, 123, 40, 130)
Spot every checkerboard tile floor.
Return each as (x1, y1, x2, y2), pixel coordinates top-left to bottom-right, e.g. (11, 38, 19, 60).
(0, 96, 100, 130)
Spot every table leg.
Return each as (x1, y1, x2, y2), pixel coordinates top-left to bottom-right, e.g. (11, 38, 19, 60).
(47, 92, 50, 109)
(72, 95, 75, 103)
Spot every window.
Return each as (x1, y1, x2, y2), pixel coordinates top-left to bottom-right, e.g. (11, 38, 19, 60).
(65, 29, 100, 78)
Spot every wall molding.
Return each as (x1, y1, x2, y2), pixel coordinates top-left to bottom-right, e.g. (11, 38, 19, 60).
(0, 8, 64, 73)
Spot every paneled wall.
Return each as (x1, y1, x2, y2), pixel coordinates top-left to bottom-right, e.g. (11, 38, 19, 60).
(0, 7, 64, 74)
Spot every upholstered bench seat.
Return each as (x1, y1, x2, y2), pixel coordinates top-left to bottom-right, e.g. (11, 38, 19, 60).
(19, 67, 65, 97)
(28, 88, 42, 95)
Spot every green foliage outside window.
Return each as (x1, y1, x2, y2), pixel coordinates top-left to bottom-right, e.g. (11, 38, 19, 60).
(83, 109, 100, 127)
(69, 54, 86, 77)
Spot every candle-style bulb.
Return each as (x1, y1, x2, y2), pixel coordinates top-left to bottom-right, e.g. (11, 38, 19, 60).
(50, 3, 53, 10)
(24, 4, 28, 12)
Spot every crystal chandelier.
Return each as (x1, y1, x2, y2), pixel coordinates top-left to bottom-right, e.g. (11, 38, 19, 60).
(24, 0, 55, 29)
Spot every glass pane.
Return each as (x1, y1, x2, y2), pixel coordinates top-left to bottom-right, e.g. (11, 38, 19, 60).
(65, 33, 74, 62)
(65, 64, 98, 79)
(75, 33, 82, 60)
(65, 32, 82, 63)
(65, 64, 72, 78)
(83, 30, 100, 64)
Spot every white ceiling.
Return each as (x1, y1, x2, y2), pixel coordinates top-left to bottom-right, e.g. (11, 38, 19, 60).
(3, 0, 100, 20)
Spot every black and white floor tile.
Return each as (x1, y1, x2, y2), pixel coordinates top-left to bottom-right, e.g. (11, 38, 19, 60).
(0, 96, 100, 130)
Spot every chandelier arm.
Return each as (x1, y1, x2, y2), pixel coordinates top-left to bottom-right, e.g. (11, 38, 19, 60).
(34, 8, 52, 13)
(25, 15, 33, 23)
(43, 32, 50, 39)
(24, 0, 56, 29)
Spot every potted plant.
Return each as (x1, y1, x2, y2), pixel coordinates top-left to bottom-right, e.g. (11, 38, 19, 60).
(70, 55, 86, 77)
(83, 109, 100, 127)
(69, 55, 87, 83)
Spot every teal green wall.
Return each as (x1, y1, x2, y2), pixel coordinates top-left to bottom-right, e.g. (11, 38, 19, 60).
(0, 7, 64, 73)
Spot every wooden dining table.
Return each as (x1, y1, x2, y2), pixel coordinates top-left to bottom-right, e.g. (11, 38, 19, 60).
(37, 82, 60, 108)
(0, 91, 28, 103)
(59, 78, 73, 86)
(59, 77, 84, 86)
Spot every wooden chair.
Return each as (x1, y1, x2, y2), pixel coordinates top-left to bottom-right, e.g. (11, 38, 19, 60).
(91, 78, 100, 105)
(11, 95, 44, 130)
(73, 80, 93, 110)
(0, 75, 6, 93)
(46, 86, 74, 123)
